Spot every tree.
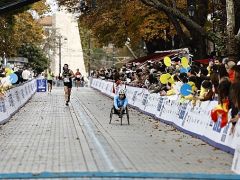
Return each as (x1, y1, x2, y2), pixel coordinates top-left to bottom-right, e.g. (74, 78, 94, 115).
(57, 0, 178, 53)
(57, 0, 239, 61)
(139, 0, 240, 61)
(0, 1, 49, 59)
(226, 0, 240, 62)
(18, 44, 49, 74)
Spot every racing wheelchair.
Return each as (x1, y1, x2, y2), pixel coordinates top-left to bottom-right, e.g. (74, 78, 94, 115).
(109, 106, 130, 125)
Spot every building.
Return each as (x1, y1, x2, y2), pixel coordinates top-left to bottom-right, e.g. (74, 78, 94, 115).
(39, 11, 86, 77)
(53, 10, 86, 77)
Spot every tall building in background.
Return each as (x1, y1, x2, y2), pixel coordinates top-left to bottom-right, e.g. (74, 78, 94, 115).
(38, 16, 56, 73)
(52, 10, 86, 77)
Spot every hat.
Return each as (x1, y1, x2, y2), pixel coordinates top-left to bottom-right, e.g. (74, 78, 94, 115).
(150, 69, 156, 74)
(227, 61, 236, 69)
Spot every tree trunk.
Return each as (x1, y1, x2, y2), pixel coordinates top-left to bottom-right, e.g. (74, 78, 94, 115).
(140, 0, 208, 37)
(166, 15, 190, 47)
(234, 0, 240, 58)
(140, 0, 209, 59)
(162, 0, 190, 47)
(226, 0, 237, 62)
(190, 0, 208, 59)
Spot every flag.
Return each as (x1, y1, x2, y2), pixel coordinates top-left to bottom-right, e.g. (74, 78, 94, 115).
(211, 99, 229, 128)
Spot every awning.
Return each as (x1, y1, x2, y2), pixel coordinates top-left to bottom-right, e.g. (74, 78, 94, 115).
(193, 59, 209, 64)
(127, 52, 174, 64)
(127, 48, 190, 65)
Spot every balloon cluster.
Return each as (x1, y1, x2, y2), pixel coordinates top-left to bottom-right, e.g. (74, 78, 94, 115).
(160, 56, 192, 96)
(0, 67, 18, 98)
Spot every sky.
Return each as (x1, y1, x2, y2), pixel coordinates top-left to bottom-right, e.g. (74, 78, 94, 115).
(46, 0, 58, 14)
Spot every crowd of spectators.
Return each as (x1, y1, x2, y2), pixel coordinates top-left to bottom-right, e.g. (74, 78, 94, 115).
(91, 56, 240, 133)
(0, 64, 34, 98)
(0, 64, 34, 84)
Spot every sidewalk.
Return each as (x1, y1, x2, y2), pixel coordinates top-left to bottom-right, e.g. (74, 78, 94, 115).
(0, 87, 234, 177)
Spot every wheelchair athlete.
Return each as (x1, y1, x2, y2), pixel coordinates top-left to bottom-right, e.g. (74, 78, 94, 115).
(113, 89, 128, 117)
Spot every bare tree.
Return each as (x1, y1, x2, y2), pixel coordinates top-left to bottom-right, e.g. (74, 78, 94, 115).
(226, 0, 237, 62)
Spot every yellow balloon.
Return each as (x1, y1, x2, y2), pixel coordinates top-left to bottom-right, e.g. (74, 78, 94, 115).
(160, 73, 171, 84)
(169, 75, 175, 84)
(5, 68, 13, 76)
(164, 56, 171, 67)
(181, 57, 189, 68)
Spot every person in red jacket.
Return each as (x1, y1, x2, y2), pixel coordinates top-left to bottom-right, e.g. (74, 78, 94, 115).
(225, 61, 236, 82)
(75, 69, 82, 89)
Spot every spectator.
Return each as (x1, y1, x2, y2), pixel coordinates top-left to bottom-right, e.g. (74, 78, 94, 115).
(22, 67, 31, 82)
(198, 80, 214, 101)
(229, 81, 240, 134)
(225, 61, 236, 82)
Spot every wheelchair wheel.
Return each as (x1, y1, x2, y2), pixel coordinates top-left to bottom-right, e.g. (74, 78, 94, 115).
(120, 111, 123, 125)
(126, 107, 130, 125)
(109, 107, 114, 124)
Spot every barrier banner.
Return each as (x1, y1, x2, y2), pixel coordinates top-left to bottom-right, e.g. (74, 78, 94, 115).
(125, 86, 136, 105)
(104, 82, 111, 96)
(5, 89, 16, 116)
(0, 79, 37, 124)
(138, 89, 150, 111)
(132, 88, 145, 108)
(232, 145, 240, 174)
(231, 120, 240, 149)
(0, 99, 8, 123)
(158, 97, 177, 124)
(13, 88, 21, 110)
(145, 93, 160, 116)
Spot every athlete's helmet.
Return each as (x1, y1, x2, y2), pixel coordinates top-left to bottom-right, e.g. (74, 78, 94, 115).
(119, 89, 126, 95)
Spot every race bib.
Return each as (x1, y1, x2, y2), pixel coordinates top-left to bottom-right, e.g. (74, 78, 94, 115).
(63, 78, 70, 83)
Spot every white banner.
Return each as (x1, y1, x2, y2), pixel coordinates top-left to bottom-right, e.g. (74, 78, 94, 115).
(0, 80, 37, 124)
(232, 145, 240, 174)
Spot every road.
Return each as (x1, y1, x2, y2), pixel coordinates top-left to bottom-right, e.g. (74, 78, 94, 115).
(0, 87, 235, 179)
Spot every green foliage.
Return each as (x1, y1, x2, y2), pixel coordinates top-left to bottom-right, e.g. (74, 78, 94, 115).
(18, 44, 49, 74)
(0, 1, 49, 58)
(59, 0, 176, 49)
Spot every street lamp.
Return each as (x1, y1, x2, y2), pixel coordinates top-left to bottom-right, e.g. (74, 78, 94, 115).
(57, 36, 67, 78)
(188, 4, 195, 17)
(87, 32, 91, 77)
(3, 52, 6, 67)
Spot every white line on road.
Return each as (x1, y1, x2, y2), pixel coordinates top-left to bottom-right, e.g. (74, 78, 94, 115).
(71, 98, 115, 171)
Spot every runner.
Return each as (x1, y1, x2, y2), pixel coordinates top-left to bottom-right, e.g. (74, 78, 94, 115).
(75, 69, 82, 89)
(46, 69, 54, 93)
(62, 64, 74, 106)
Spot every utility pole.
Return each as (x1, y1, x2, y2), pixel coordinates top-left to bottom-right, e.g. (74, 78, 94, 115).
(58, 36, 62, 78)
(112, 45, 115, 67)
(88, 33, 91, 77)
(3, 52, 6, 67)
